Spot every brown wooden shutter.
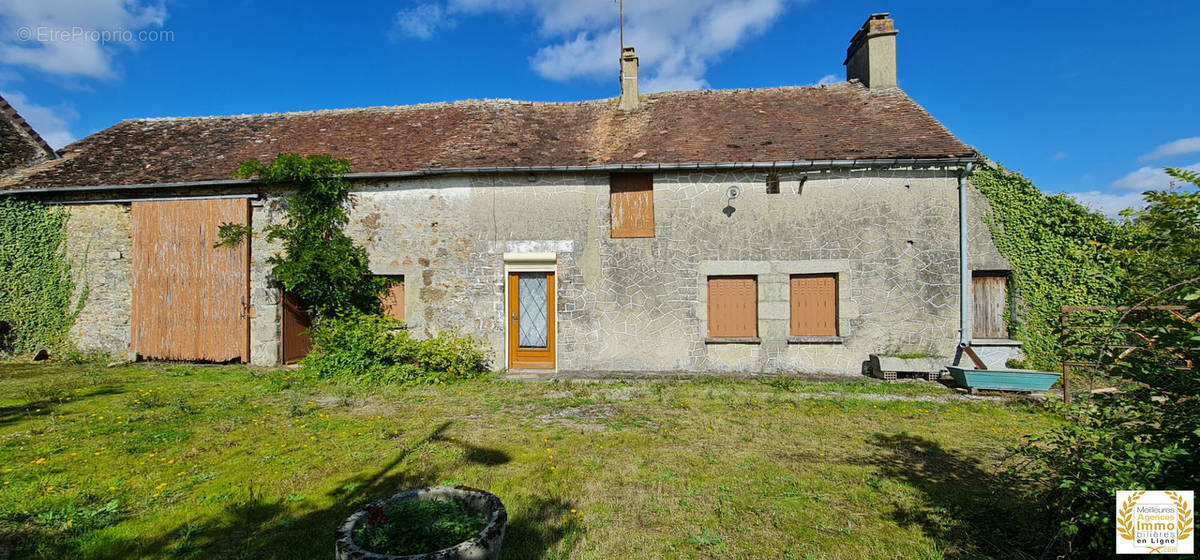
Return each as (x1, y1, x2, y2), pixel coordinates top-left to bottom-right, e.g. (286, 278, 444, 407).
(610, 173, 654, 238)
(972, 271, 1009, 338)
(708, 276, 757, 337)
(790, 274, 838, 336)
(380, 276, 405, 322)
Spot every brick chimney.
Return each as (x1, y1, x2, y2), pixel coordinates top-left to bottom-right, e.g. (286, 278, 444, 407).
(619, 46, 640, 111)
(844, 13, 898, 89)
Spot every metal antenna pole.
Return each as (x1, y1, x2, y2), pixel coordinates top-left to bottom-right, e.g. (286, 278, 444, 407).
(620, 0, 624, 50)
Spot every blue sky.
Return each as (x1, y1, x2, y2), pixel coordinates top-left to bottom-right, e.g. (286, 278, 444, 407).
(1, 1, 1196, 215)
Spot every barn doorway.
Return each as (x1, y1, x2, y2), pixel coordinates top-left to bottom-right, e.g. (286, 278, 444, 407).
(130, 198, 251, 362)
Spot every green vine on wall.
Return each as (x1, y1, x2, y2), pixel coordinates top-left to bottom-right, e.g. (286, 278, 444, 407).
(217, 153, 389, 320)
(0, 198, 82, 355)
(970, 161, 1126, 369)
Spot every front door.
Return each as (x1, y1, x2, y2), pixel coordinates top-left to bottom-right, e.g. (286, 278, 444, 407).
(508, 271, 555, 370)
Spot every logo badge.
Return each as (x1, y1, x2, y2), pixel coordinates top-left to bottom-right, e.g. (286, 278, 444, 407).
(1116, 490, 1194, 554)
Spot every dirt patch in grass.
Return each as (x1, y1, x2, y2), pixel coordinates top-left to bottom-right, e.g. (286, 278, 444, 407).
(535, 404, 618, 431)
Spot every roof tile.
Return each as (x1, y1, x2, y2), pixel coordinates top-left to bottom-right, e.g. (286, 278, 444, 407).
(1, 82, 972, 191)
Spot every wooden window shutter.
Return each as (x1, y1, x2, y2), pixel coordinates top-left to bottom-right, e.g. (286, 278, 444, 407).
(380, 276, 405, 322)
(790, 274, 838, 336)
(708, 276, 757, 337)
(972, 271, 1008, 338)
(610, 173, 654, 238)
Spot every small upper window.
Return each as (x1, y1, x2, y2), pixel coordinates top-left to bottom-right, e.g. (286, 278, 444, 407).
(765, 172, 781, 194)
(610, 173, 654, 238)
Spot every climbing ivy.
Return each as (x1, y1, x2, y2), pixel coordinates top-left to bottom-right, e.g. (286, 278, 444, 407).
(970, 161, 1126, 369)
(0, 198, 82, 355)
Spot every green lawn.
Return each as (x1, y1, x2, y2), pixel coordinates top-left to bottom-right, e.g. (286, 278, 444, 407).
(0, 363, 1057, 559)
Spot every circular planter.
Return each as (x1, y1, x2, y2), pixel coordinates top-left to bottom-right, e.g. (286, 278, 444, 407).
(335, 486, 507, 560)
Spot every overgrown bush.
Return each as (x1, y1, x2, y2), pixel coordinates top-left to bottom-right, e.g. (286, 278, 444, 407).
(970, 161, 1126, 369)
(0, 198, 82, 355)
(300, 315, 488, 385)
(1012, 173, 1200, 554)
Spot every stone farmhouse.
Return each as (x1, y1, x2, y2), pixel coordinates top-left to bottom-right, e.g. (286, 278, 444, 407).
(0, 14, 1020, 375)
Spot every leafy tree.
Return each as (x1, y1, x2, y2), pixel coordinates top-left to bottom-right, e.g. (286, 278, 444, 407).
(1114, 167, 1200, 297)
(219, 154, 388, 319)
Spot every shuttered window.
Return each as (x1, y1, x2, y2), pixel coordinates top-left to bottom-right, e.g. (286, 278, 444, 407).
(972, 271, 1008, 338)
(708, 276, 757, 337)
(380, 276, 405, 322)
(790, 274, 838, 336)
(610, 173, 654, 238)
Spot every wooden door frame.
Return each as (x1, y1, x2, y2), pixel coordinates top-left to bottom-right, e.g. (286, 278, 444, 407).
(503, 254, 557, 371)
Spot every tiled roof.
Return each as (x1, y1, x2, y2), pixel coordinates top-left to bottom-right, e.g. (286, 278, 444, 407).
(0, 81, 973, 191)
(0, 93, 56, 175)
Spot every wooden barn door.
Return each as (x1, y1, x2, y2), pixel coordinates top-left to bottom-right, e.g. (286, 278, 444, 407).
(131, 198, 251, 362)
(972, 271, 1009, 339)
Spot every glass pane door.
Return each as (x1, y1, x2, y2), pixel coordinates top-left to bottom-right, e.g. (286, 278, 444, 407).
(517, 273, 548, 348)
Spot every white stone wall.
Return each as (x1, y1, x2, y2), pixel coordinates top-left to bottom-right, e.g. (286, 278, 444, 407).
(62, 167, 1009, 374)
(335, 167, 1009, 374)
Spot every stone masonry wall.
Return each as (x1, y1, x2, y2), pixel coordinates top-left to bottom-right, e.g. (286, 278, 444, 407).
(64, 204, 132, 358)
(61, 167, 1009, 373)
(335, 167, 1009, 374)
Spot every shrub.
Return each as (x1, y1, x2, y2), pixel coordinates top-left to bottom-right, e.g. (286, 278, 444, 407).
(1012, 176, 1200, 554)
(300, 315, 488, 385)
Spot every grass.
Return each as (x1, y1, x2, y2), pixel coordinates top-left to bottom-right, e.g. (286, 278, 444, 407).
(0, 362, 1059, 559)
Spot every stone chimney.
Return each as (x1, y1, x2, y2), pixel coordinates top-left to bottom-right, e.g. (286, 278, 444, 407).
(619, 46, 640, 111)
(844, 13, 898, 89)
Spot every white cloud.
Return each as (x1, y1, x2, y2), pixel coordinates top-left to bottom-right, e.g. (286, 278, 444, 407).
(811, 74, 839, 86)
(1138, 136, 1200, 161)
(1, 90, 76, 148)
(393, 3, 456, 40)
(1112, 162, 1200, 191)
(0, 0, 166, 79)
(1068, 190, 1145, 218)
(1052, 151, 1068, 161)
(395, 0, 793, 92)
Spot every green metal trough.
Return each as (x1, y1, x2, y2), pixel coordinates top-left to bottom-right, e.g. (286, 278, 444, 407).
(947, 366, 1061, 393)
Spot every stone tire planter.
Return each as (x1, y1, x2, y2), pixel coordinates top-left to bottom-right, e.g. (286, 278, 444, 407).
(335, 486, 507, 560)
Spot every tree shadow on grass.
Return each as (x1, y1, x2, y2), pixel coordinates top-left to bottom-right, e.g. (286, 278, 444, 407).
(0, 386, 124, 428)
(21, 420, 576, 559)
(863, 433, 1060, 559)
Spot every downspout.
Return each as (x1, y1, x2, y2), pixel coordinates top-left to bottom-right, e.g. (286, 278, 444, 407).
(958, 162, 974, 347)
